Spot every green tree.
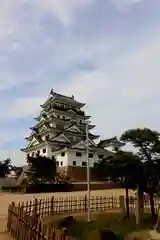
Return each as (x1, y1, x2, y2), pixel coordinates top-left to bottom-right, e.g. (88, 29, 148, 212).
(121, 128, 160, 217)
(94, 151, 142, 219)
(0, 158, 12, 177)
(27, 155, 56, 184)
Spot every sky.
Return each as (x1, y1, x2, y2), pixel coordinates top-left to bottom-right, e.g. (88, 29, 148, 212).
(0, 0, 160, 166)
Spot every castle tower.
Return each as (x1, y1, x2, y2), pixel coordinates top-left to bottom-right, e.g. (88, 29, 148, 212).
(98, 136, 125, 153)
(21, 89, 116, 181)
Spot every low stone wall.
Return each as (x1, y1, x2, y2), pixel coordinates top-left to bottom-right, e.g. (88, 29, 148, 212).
(71, 182, 120, 191)
(57, 166, 103, 182)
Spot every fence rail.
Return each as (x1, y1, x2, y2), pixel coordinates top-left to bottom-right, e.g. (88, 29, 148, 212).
(7, 194, 160, 239)
(22, 195, 120, 217)
(7, 203, 68, 240)
(7, 195, 120, 240)
(129, 196, 160, 214)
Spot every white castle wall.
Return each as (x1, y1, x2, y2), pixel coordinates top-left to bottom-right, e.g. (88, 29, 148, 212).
(55, 149, 101, 168)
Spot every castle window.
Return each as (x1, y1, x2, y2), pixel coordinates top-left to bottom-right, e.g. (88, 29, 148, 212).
(43, 148, 46, 153)
(99, 155, 104, 159)
(76, 152, 82, 157)
(115, 146, 119, 151)
(37, 150, 40, 155)
(73, 161, 76, 166)
(62, 116, 65, 120)
(61, 152, 65, 157)
(82, 162, 87, 167)
(56, 161, 59, 167)
(88, 153, 93, 158)
(60, 161, 63, 166)
(27, 153, 29, 158)
(32, 152, 34, 157)
(45, 135, 49, 140)
(52, 148, 54, 152)
(52, 155, 55, 160)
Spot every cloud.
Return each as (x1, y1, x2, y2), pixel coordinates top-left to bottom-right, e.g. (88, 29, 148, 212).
(8, 97, 45, 119)
(0, 0, 19, 43)
(34, 0, 93, 25)
(0, 0, 160, 166)
(111, 0, 145, 11)
(0, 149, 24, 166)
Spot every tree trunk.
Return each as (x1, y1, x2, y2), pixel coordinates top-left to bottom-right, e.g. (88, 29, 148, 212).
(138, 188, 144, 215)
(125, 187, 130, 219)
(149, 192, 155, 217)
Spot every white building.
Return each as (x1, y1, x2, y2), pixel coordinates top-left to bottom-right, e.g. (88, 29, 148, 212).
(21, 89, 124, 181)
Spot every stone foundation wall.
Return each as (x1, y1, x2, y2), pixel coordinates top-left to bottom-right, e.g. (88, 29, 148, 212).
(57, 166, 102, 182)
(71, 182, 120, 191)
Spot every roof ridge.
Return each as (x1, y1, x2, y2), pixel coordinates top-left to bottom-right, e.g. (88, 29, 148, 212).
(50, 89, 74, 100)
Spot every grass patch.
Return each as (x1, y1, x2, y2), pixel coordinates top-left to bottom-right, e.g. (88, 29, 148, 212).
(42, 213, 155, 240)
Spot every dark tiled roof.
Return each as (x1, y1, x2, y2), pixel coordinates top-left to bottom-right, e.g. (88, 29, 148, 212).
(51, 91, 75, 101)
(41, 89, 85, 107)
(98, 137, 125, 147)
(0, 165, 31, 187)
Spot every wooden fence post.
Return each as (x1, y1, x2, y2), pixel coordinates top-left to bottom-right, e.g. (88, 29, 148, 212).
(32, 198, 38, 229)
(51, 196, 54, 215)
(119, 195, 125, 217)
(111, 196, 114, 209)
(7, 202, 15, 232)
(7, 205, 11, 231)
(84, 195, 87, 212)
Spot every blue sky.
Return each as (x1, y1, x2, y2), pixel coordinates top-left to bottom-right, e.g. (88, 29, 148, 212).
(0, 0, 160, 165)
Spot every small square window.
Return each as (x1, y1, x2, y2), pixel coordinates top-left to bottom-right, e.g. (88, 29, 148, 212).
(61, 152, 65, 157)
(32, 152, 34, 157)
(45, 135, 49, 140)
(73, 161, 76, 166)
(88, 153, 93, 158)
(43, 148, 46, 153)
(60, 161, 63, 166)
(99, 155, 104, 159)
(82, 162, 87, 167)
(115, 147, 119, 151)
(56, 161, 59, 167)
(27, 153, 29, 158)
(76, 152, 81, 157)
(52, 148, 54, 152)
(37, 150, 40, 155)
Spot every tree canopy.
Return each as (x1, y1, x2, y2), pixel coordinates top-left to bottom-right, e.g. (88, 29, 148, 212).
(0, 158, 12, 177)
(94, 127, 160, 217)
(27, 155, 56, 184)
(94, 151, 142, 218)
(94, 150, 142, 188)
(121, 128, 160, 161)
(120, 127, 160, 216)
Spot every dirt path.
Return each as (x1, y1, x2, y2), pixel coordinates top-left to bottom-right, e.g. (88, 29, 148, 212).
(0, 233, 10, 240)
